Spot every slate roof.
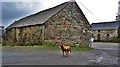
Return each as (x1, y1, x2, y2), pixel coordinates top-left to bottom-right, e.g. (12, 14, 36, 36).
(91, 21, 120, 30)
(7, 2, 68, 29)
(7, 0, 89, 29)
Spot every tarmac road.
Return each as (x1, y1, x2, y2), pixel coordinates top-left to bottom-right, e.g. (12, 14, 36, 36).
(92, 42, 118, 50)
(2, 48, 96, 65)
(92, 42, 119, 65)
(92, 42, 119, 57)
(2, 42, 119, 65)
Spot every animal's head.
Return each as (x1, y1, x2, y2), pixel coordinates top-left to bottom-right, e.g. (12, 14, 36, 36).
(59, 44, 64, 49)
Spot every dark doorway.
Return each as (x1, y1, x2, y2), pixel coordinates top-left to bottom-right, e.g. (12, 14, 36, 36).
(97, 34, 100, 41)
(106, 34, 110, 41)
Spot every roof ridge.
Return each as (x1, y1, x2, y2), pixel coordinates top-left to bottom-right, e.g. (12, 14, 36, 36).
(16, 2, 68, 22)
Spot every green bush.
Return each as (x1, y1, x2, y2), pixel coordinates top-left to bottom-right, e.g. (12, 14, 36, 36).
(42, 41, 56, 46)
(113, 37, 120, 43)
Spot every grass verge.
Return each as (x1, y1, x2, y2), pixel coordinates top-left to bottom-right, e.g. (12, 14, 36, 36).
(2, 45, 94, 51)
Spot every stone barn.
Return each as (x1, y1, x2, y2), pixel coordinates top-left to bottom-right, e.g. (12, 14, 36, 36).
(91, 21, 120, 42)
(4, 0, 91, 47)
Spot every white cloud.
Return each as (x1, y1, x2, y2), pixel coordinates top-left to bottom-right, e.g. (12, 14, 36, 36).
(2, 0, 40, 2)
(2, 0, 69, 2)
(76, 0, 118, 23)
(16, 2, 34, 9)
(15, 2, 42, 13)
(0, 2, 2, 26)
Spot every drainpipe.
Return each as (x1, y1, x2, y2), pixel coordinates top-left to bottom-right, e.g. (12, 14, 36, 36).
(90, 33, 92, 48)
(90, 32, 94, 48)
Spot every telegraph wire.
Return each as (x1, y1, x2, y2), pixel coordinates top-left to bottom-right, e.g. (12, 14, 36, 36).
(76, 0, 102, 21)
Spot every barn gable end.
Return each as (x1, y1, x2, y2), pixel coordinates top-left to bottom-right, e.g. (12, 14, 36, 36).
(44, 2, 91, 47)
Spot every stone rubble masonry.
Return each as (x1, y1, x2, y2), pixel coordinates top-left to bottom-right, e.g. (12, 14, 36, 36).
(92, 29, 118, 41)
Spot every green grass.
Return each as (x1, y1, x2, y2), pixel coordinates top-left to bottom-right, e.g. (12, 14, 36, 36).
(72, 47, 94, 51)
(2, 44, 94, 51)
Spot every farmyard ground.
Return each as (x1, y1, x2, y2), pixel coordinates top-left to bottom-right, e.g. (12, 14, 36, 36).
(2, 42, 119, 65)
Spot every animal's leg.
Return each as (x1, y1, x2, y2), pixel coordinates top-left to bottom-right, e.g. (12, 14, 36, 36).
(69, 49, 71, 56)
(62, 51, 64, 56)
(66, 52, 69, 57)
(65, 51, 68, 57)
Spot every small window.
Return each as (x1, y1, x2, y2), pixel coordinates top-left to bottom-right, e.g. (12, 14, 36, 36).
(92, 34, 94, 38)
(106, 34, 109, 37)
(18, 33, 20, 35)
(106, 33, 110, 40)
(98, 30, 100, 32)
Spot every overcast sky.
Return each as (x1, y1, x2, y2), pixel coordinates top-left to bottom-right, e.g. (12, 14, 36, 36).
(1, 0, 119, 28)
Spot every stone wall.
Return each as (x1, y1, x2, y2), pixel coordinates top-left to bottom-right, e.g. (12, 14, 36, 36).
(118, 27, 120, 38)
(5, 25, 44, 46)
(44, 2, 91, 47)
(92, 29, 118, 41)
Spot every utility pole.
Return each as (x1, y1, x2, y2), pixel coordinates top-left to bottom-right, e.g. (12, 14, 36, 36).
(116, 1, 120, 21)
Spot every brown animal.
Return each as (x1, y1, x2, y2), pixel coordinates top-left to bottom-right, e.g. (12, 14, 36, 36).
(59, 44, 71, 57)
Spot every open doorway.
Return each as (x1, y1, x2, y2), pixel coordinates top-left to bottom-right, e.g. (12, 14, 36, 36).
(97, 34, 100, 41)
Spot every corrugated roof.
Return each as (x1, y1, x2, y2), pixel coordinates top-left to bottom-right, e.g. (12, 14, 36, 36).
(91, 21, 120, 30)
(7, 2, 68, 29)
